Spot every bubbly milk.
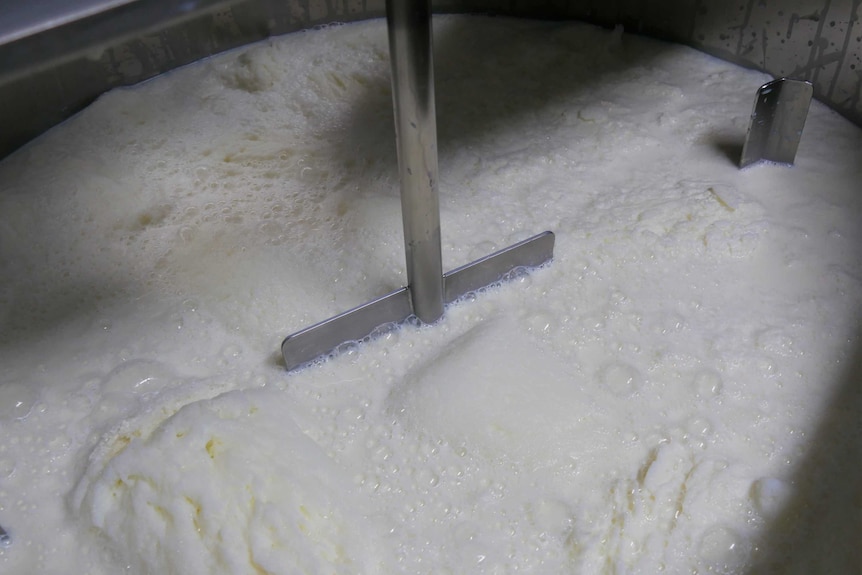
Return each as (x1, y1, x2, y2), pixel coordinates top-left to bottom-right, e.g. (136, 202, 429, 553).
(0, 16, 860, 574)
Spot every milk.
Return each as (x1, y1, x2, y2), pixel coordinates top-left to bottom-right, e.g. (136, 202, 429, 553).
(0, 16, 859, 574)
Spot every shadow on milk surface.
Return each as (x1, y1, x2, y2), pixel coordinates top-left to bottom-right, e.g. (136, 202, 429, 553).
(743, 327, 862, 574)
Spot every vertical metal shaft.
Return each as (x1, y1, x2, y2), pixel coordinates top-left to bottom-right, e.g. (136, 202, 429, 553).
(386, 0, 445, 324)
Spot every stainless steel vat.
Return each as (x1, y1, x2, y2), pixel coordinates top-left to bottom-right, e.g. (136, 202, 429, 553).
(0, 0, 859, 159)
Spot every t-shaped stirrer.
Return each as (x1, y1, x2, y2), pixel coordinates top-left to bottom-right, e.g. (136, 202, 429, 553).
(281, 0, 554, 371)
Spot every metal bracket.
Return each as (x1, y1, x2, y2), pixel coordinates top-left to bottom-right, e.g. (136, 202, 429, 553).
(740, 78, 813, 168)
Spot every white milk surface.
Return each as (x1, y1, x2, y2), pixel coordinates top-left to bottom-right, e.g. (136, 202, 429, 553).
(0, 16, 860, 575)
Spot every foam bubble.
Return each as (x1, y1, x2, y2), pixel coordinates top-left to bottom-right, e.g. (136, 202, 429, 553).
(749, 477, 791, 517)
(0, 384, 39, 422)
(698, 525, 748, 572)
(0, 458, 15, 478)
(100, 359, 176, 394)
(598, 361, 641, 396)
(693, 369, 723, 398)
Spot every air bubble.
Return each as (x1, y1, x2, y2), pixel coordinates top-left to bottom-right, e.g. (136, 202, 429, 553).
(503, 266, 531, 284)
(416, 468, 440, 489)
(750, 477, 790, 516)
(178, 226, 195, 242)
(332, 340, 360, 358)
(598, 362, 641, 395)
(699, 525, 748, 571)
(757, 328, 795, 357)
(525, 310, 554, 335)
(685, 416, 713, 447)
(657, 312, 686, 334)
(101, 359, 175, 393)
(221, 344, 242, 360)
(693, 369, 723, 397)
(0, 383, 39, 422)
(0, 457, 15, 478)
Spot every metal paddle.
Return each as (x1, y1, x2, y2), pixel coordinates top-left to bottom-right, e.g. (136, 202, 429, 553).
(280, 0, 554, 371)
(740, 78, 812, 168)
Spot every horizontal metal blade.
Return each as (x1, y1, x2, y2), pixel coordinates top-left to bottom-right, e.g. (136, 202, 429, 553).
(443, 231, 555, 303)
(281, 287, 412, 372)
(281, 231, 555, 372)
